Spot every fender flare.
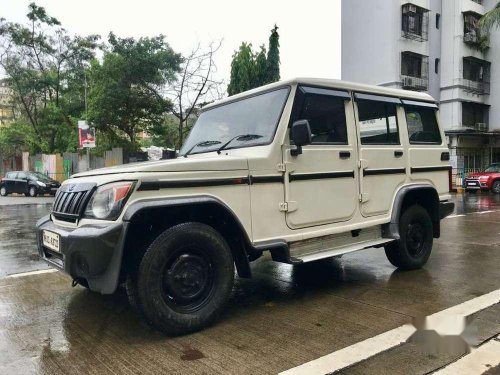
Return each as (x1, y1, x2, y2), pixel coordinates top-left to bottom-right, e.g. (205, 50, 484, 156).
(385, 184, 440, 240)
(122, 195, 253, 278)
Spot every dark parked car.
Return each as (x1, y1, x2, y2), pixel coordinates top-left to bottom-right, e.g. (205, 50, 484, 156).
(0, 171, 61, 197)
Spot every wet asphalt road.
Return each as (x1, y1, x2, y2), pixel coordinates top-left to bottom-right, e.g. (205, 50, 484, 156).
(0, 193, 499, 374)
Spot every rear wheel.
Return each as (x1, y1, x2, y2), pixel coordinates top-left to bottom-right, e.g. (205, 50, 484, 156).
(385, 205, 433, 270)
(133, 222, 234, 335)
(492, 181, 500, 194)
(0, 187, 7, 196)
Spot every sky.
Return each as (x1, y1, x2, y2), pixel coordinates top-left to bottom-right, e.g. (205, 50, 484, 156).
(1, 0, 342, 83)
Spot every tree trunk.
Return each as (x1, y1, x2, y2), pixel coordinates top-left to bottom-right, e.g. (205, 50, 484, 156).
(178, 119, 184, 150)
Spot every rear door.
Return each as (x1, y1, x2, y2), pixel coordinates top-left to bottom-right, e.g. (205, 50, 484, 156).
(403, 100, 450, 194)
(283, 86, 359, 229)
(3, 172, 17, 193)
(354, 93, 408, 217)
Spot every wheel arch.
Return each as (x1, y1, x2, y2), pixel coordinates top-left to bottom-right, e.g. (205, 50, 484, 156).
(384, 184, 441, 240)
(121, 195, 254, 280)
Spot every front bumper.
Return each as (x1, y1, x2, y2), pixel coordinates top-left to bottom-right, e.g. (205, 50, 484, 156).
(439, 201, 455, 219)
(36, 215, 128, 294)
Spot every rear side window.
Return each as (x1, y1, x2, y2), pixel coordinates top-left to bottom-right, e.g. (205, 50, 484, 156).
(404, 106, 442, 144)
(291, 87, 349, 144)
(357, 100, 400, 145)
(6, 172, 17, 179)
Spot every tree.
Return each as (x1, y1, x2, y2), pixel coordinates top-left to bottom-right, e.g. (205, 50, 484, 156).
(480, 2, 500, 31)
(144, 42, 224, 148)
(265, 25, 280, 83)
(0, 2, 99, 153)
(87, 33, 182, 148)
(227, 25, 281, 96)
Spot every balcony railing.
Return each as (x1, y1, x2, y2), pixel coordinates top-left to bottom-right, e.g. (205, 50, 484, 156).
(470, 0, 483, 4)
(401, 75, 429, 91)
(460, 79, 490, 95)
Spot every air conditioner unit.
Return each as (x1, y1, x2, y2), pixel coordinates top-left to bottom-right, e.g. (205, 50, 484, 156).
(403, 4, 418, 13)
(403, 77, 414, 87)
(475, 123, 487, 132)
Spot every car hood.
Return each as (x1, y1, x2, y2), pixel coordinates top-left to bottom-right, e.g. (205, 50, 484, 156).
(468, 172, 496, 178)
(71, 154, 249, 178)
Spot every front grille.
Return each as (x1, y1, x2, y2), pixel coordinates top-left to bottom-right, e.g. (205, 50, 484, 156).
(52, 183, 96, 222)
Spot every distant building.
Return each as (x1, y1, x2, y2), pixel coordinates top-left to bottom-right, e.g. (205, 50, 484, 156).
(0, 79, 15, 125)
(342, 0, 500, 171)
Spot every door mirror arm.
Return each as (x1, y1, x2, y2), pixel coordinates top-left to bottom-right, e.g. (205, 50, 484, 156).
(290, 120, 312, 157)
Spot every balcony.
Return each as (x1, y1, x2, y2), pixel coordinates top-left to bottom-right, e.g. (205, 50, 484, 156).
(463, 11, 489, 49)
(461, 56, 491, 95)
(462, 102, 489, 132)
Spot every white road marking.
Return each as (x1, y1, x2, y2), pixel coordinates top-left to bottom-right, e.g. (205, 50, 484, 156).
(280, 288, 500, 375)
(435, 337, 500, 375)
(5, 269, 58, 279)
(445, 214, 466, 219)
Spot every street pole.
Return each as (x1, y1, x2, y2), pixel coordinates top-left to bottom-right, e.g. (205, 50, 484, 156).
(84, 72, 90, 171)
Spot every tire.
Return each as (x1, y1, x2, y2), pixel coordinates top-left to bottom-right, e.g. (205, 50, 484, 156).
(492, 181, 500, 195)
(0, 186, 7, 196)
(134, 222, 234, 335)
(29, 186, 38, 197)
(384, 205, 433, 270)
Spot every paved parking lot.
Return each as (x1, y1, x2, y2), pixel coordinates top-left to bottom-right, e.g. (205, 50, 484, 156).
(0, 193, 499, 374)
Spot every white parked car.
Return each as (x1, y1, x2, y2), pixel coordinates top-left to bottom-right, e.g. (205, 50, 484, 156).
(37, 78, 454, 335)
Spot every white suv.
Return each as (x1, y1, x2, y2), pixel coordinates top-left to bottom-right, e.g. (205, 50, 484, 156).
(37, 78, 454, 335)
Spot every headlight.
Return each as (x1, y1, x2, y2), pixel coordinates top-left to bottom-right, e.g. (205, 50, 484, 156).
(479, 176, 489, 180)
(36, 181, 47, 187)
(84, 181, 134, 220)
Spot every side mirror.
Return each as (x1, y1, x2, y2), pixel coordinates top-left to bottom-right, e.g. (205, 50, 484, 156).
(291, 120, 312, 156)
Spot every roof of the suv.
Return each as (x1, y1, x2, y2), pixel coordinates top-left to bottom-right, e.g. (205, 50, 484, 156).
(204, 77, 436, 111)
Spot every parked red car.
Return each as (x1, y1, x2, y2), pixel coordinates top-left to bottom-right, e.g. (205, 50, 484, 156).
(464, 163, 500, 194)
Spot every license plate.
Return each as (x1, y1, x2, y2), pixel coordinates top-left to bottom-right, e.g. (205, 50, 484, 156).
(467, 182, 478, 186)
(43, 230, 60, 252)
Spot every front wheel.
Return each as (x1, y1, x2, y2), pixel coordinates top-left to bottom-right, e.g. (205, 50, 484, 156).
(0, 186, 7, 196)
(134, 222, 234, 335)
(492, 181, 500, 195)
(384, 205, 433, 270)
(28, 186, 38, 197)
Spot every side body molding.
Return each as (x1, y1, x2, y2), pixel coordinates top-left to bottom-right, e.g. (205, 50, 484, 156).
(384, 184, 441, 240)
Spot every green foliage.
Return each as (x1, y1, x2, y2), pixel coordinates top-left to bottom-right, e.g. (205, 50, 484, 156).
(0, 2, 99, 153)
(227, 25, 281, 96)
(265, 25, 280, 83)
(87, 33, 182, 149)
(479, 2, 500, 32)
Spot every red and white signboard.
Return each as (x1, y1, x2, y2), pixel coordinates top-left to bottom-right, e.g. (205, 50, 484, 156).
(78, 120, 96, 149)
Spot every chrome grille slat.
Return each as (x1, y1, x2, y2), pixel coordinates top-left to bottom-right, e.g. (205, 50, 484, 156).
(51, 183, 96, 222)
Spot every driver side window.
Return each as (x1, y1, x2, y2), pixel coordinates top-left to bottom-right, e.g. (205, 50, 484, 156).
(404, 105, 442, 144)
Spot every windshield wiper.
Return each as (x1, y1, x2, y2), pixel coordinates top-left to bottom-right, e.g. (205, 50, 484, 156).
(183, 140, 221, 158)
(216, 134, 263, 154)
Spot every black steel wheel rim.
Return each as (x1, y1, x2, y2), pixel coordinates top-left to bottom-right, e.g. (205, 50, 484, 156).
(161, 247, 215, 313)
(406, 221, 425, 258)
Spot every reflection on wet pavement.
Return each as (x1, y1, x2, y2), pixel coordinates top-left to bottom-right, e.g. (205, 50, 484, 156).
(0, 193, 499, 374)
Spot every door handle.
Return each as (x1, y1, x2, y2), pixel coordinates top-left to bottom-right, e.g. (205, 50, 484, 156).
(394, 151, 404, 158)
(339, 151, 351, 159)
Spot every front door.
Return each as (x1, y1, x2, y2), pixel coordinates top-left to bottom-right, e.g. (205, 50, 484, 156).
(284, 86, 359, 229)
(15, 171, 28, 194)
(354, 93, 408, 217)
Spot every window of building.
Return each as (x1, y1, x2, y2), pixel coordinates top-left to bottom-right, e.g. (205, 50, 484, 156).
(462, 102, 489, 129)
(436, 13, 441, 29)
(401, 52, 429, 91)
(291, 87, 349, 144)
(404, 105, 441, 144)
(463, 12, 483, 45)
(462, 57, 491, 94)
(435, 58, 440, 74)
(402, 3, 429, 41)
(357, 100, 400, 145)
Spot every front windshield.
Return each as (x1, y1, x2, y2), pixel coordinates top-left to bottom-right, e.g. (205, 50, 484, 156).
(180, 87, 290, 155)
(485, 164, 500, 173)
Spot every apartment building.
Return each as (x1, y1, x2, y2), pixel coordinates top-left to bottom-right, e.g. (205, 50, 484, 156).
(342, 0, 500, 171)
